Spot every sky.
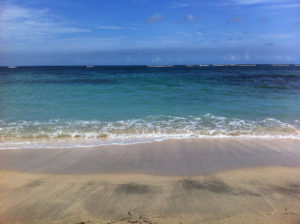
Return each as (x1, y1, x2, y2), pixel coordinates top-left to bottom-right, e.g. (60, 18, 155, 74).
(0, 0, 300, 65)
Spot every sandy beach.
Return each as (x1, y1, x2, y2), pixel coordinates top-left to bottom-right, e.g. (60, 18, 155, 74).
(1, 139, 300, 223)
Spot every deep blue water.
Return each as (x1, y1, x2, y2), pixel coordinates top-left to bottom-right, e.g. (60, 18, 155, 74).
(1, 65, 300, 148)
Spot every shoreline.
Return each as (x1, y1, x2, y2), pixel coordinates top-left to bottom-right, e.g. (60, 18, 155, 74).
(2, 135, 300, 150)
(0, 138, 300, 175)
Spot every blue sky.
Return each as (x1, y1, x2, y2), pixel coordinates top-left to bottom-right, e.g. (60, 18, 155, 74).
(0, 0, 300, 65)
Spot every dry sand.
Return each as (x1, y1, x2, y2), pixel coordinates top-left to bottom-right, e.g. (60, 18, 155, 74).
(0, 139, 300, 224)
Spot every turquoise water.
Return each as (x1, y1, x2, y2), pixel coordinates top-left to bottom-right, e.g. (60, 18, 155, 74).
(1, 65, 300, 148)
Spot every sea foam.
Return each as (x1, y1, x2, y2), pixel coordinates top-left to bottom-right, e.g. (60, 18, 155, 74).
(0, 114, 299, 149)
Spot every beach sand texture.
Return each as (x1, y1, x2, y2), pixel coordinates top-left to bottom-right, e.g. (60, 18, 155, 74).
(0, 139, 300, 224)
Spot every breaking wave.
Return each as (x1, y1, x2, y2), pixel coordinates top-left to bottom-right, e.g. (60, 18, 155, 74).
(0, 114, 300, 149)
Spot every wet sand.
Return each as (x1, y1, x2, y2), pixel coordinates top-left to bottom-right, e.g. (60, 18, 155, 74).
(0, 139, 300, 223)
(1, 138, 300, 175)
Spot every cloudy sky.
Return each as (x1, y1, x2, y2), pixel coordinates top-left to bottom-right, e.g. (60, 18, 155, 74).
(0, 0, 299, 65)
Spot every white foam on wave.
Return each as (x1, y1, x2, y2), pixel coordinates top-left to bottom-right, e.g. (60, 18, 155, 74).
(0, 114, 299, 149)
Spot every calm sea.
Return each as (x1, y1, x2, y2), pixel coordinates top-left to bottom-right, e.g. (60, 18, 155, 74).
(1, 65, 300, 149)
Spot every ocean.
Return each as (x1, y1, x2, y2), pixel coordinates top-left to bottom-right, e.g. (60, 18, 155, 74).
(1, 65, 300, 149)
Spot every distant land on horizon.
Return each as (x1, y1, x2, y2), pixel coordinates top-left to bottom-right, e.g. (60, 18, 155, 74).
(2, 64, 300, 67)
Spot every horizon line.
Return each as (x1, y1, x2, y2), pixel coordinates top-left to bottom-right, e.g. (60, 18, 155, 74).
(2, 64, 300, 67)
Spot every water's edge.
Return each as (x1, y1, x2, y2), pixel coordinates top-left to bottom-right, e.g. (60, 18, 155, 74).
(1, 114, 299, 149)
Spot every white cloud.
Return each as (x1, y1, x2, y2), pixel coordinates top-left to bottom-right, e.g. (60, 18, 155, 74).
(144, 14, 164, 24)
(97, 25, 138, 30)
(260, 33, 292, 39)
(180, 14, 201, 22)
(167, 0, 300, 10)
(232, 0, 289, 5)
(97, 25, 124, 30)
(167, 2, 194, 9)
(231, 0, 300, 9)
(0, 5, 34, 21)
(0, 5, 90, 43)
(276, 55, 294, 60)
